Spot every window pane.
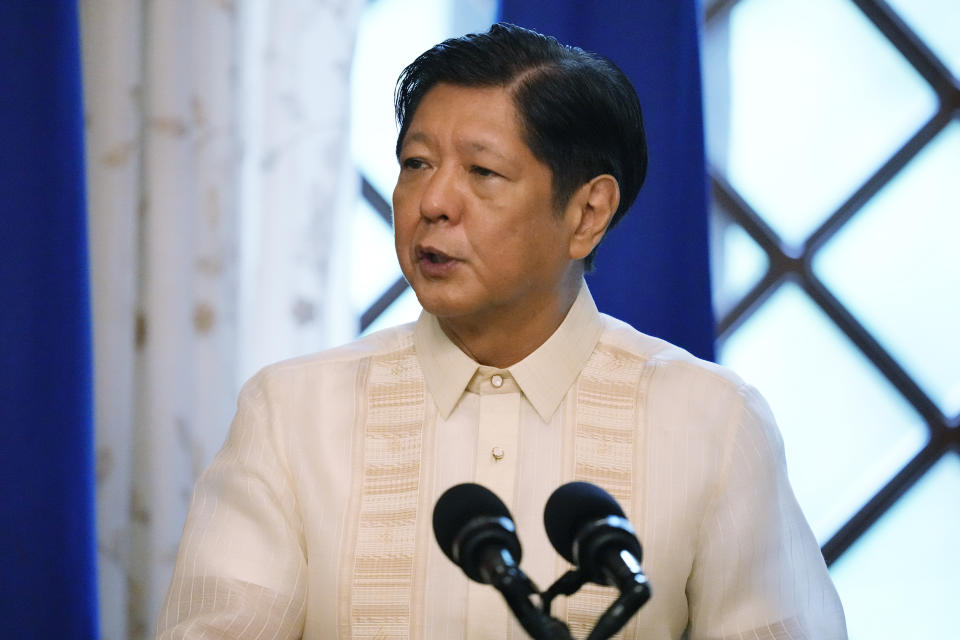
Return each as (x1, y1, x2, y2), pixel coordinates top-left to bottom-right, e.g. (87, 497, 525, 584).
(349, 198, 401, 316)
(720, 282, 928, 542)
(362, 285, 421, 336)
(831, 452, 960, 639)
(886, 0, 960, 80)
(722, 0, 937, 247)
(350, 0, 459, 199)
(814, 122, 960, 417)
(710, 206, 768, 319)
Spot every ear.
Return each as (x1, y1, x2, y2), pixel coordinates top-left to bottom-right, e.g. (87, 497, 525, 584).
(566, 174, 620, 261)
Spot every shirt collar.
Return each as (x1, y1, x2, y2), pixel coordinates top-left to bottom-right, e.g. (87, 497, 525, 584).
(414, 311, 479, 420)
(414, 282, 603, 421)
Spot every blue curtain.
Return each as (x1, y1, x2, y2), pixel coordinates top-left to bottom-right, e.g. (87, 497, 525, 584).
(0, 3, 99, 637)
(499, 1, 715, 361)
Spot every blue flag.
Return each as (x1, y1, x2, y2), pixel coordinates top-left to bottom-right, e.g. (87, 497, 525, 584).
(0, 3, 99, 636)
(500, 1, 716, 361)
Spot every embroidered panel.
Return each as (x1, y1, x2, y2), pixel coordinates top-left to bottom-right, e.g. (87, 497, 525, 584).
(349, 347, 426, 638)
(566, 344, 648, 640)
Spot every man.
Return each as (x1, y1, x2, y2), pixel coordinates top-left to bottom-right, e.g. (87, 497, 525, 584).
(157, 23, 846, 639)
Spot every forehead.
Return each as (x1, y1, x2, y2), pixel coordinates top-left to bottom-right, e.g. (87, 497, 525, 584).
(402, 83, 528, 151)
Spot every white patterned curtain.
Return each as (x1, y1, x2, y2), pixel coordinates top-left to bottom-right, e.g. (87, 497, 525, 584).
(80, 1, 363, 638)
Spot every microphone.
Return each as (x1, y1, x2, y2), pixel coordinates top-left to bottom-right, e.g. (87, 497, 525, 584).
(543, 482, 651, 640)
(432, 482, 524, 585)
(432, 483, 573, 640)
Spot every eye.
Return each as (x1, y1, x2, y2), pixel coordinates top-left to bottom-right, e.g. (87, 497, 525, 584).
(401, 157, 427, 170)
(470, 165, 499, 178)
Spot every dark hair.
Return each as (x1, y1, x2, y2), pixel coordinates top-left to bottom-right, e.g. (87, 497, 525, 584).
(394, 22, 647, 270)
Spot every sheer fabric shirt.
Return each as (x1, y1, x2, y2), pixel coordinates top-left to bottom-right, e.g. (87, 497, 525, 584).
(157, 284, 846, 639)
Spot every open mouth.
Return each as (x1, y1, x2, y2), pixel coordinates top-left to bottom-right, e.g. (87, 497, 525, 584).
(419, 248, 454, 264)
(425, 252, 451, 264)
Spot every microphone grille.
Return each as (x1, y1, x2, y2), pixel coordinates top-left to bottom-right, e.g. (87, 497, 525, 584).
(432, 483, 512, 561)
(543, 481, 626, 563)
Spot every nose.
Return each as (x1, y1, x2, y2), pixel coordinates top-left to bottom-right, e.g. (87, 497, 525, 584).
(419, 166, 461, 223)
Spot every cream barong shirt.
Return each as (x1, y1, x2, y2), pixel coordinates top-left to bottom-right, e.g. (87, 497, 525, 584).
(157, 284, 846, 639)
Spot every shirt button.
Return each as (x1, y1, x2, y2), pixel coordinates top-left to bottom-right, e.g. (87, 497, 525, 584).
(491, 446, 505, 461)
(491, 374, 503, 388)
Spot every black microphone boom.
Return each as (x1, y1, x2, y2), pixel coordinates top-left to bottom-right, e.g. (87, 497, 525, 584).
(432, 483, 573, 640)
(543, 482, 651, 640)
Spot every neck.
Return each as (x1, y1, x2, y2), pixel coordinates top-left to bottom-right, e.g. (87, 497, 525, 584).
(438, 277, 582, 368)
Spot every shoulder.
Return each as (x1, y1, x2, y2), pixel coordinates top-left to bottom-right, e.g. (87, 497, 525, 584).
(596, 313, 746, 392)
(595, 314, 773, 440)
(242, 321, 418, 397)
(226, 322, 420, 451)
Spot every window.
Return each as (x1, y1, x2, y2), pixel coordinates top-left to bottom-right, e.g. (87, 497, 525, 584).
(703, 1, 959, 637)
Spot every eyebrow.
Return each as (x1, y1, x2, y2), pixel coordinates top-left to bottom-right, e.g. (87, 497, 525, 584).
(401, 131, 516, 167)
(404, 131, 431, 146)
(462, 141, 510, 162)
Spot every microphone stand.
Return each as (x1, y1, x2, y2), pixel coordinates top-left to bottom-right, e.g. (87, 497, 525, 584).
(478, 546, 574, 640)
(539, 559, 651, 640)
(585, 546, 651, 640)
(540, 569, 587, 614)
(585, 576, 650, 640)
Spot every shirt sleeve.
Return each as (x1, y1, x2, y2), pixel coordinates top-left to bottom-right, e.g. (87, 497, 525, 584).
(685, 384, 847, 640)
(156, 373, 307, 639)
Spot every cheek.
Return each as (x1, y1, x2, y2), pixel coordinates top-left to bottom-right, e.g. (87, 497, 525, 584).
(392, 219, 413, 271)
(392, 180, 418, 218)
(474, 231, 531, 278)
(393, 225, 414, 269)
(392, 194, 415, 241)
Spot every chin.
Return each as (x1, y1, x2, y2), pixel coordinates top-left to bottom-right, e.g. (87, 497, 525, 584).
(413, 296, 459, 319)
(411, 288, 473, 320)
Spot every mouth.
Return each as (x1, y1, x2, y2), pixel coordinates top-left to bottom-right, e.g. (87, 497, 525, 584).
(417, 246, 455, 264)
(415, 245, 460, 276)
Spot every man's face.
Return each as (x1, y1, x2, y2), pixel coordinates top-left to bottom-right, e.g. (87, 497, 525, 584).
(393, 83, 578, 327)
